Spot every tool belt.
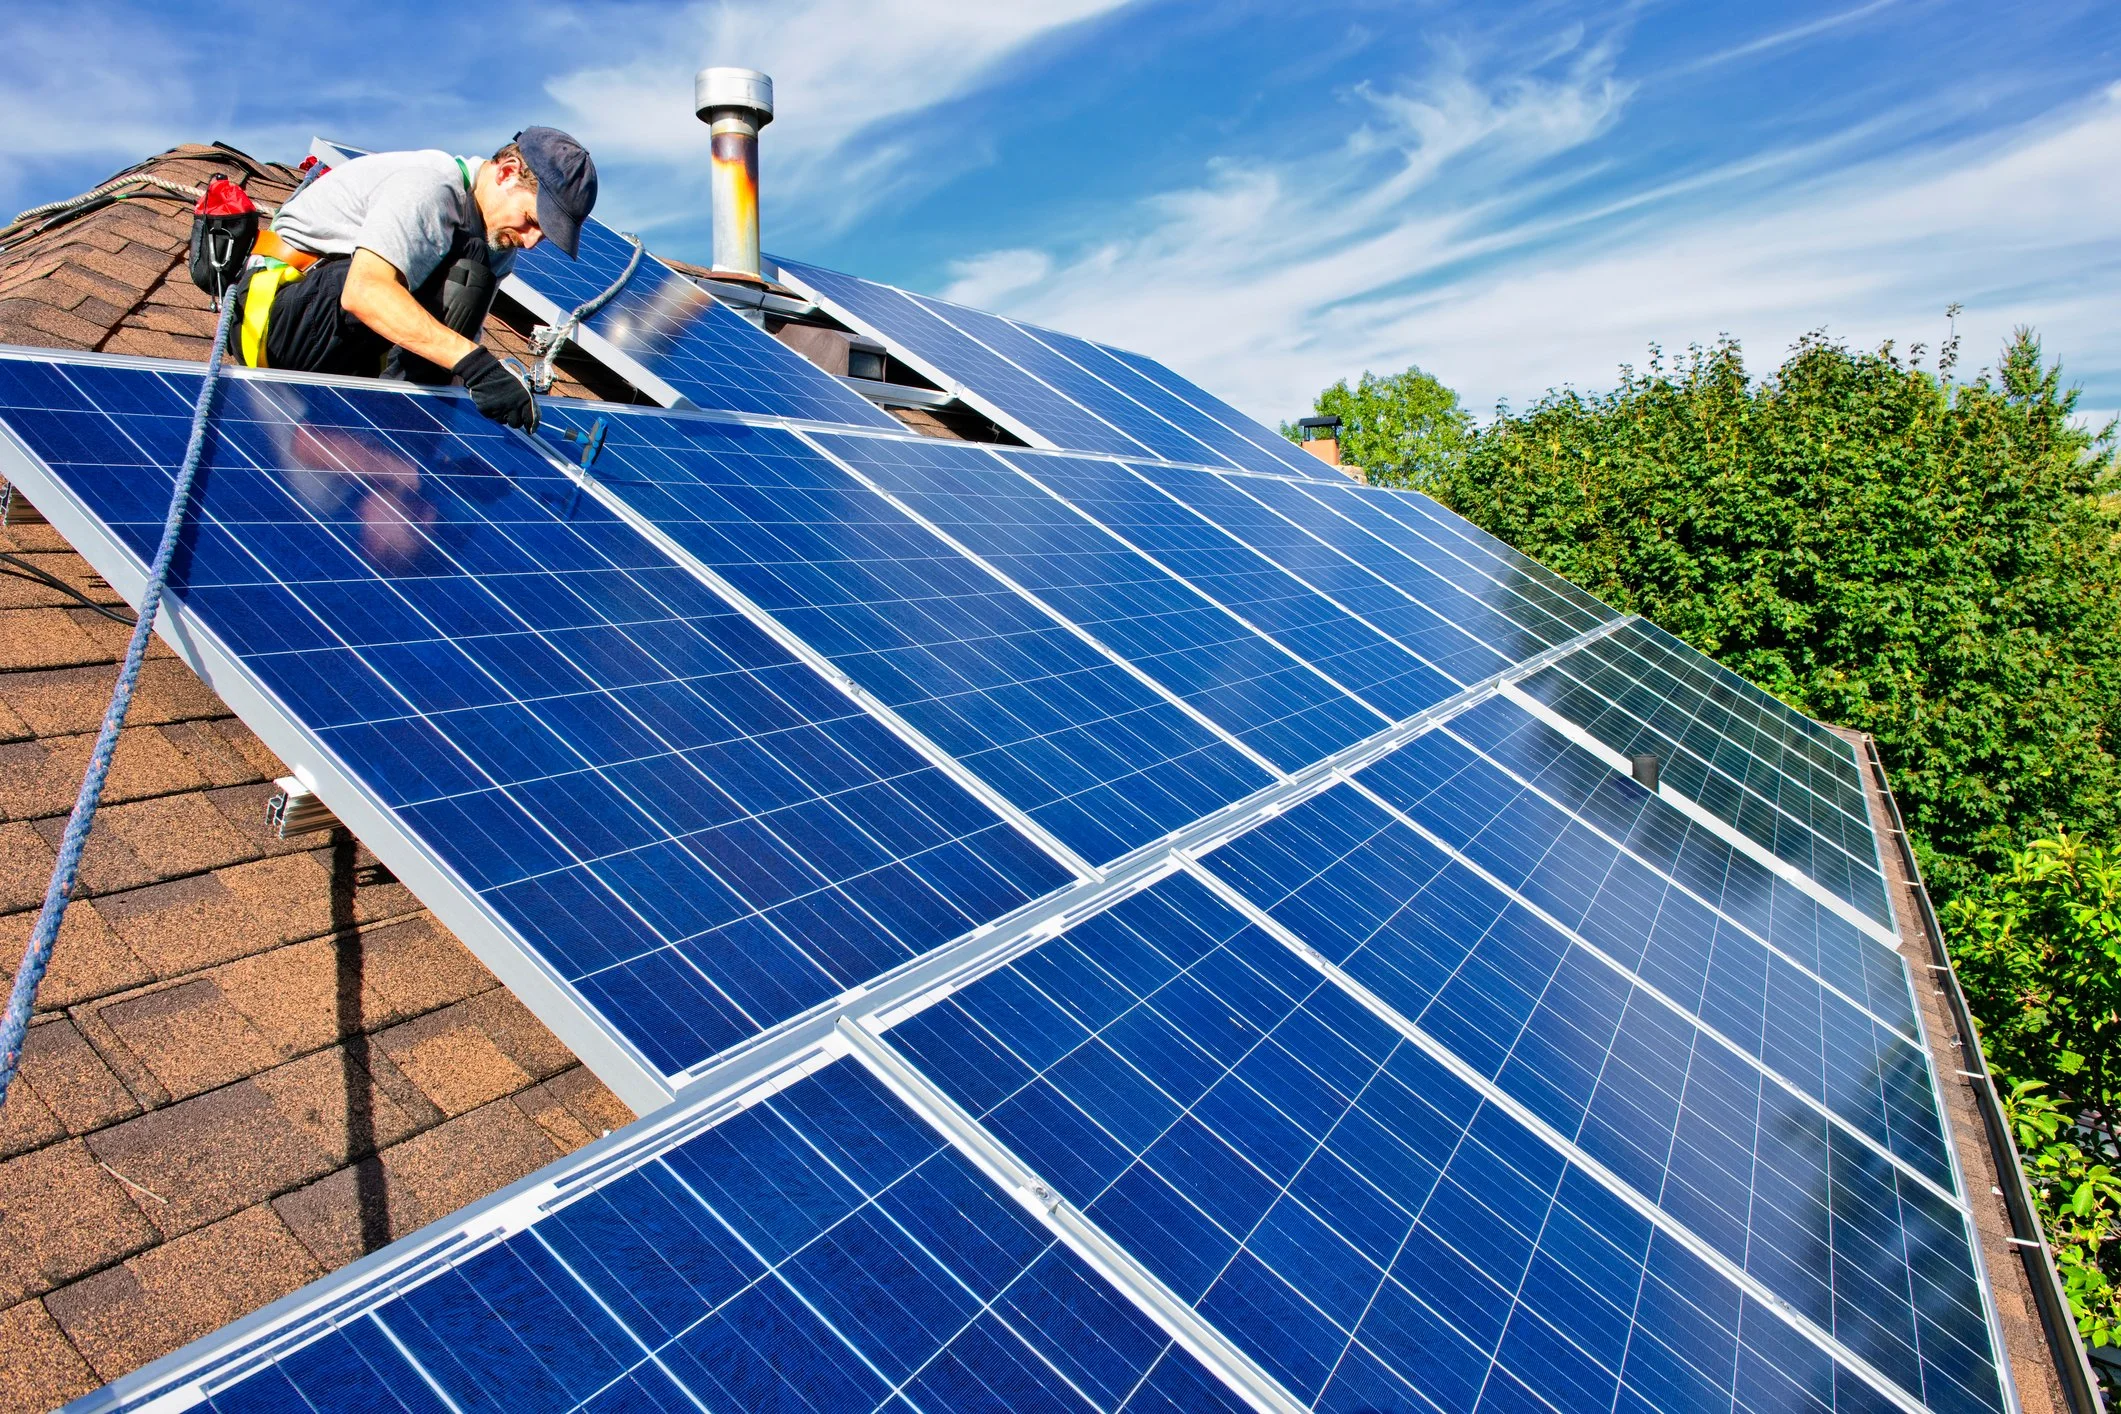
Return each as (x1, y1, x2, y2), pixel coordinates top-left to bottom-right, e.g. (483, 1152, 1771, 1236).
(237, 230, 323, 368)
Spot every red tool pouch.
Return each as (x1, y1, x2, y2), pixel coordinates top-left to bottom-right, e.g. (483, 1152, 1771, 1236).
(188, 176, 259, 302)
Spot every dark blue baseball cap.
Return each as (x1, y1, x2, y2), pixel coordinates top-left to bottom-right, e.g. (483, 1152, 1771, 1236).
(513, 127, 597, 259)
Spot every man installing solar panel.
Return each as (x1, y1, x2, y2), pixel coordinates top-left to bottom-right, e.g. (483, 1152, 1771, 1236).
(225, 128, 598, 431)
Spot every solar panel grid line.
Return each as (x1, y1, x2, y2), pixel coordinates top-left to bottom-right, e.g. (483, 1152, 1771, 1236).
(1290, 479, 1612, 644)
(792, 430, 1298, 785)
(0, 382, 689, 1110)
(1370, 719, 1957, 1192)
(1090, 342, 1342, 481)
(1329, 773, 1967, 1214)
(1225, 473, 1586, 659)
(1372, 487, 1620, 627)
(903, 293, 1239, 471)
(813, 435, 1453, 776)
(1502, 682, 1905, 950)
(1006, 321, 1294, 477)
(992, 452, 1460, 726)
(1628, 618, 1870, 782)
(555, 441, 1104, 884)
(838, 1018, 1305, 1414)
(841, 615, 1639, 1046)
(1115, 462, 1519, 690)
(990, 450, 1397, 734)
(1174, 860, 1945, 1414)
(774, 259, 1158, 459)
(1597, 626, 1874, 832)
(1428, 718, 1919, 1045)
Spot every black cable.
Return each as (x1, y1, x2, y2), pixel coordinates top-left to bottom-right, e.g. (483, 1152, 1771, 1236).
(0, 551, 136, 624)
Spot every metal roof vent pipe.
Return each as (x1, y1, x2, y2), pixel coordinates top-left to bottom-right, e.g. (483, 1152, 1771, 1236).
(695, 66, 773, 285)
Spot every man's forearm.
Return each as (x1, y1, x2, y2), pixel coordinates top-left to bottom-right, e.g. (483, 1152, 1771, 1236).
(340, 249, 479, 370)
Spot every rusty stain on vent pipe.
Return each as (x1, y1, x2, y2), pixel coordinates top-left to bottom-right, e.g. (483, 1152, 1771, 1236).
(695, 66, 773, 279)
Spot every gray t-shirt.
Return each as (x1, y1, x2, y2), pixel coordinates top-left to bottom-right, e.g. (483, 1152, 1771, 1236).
(270, 150, 516, 288)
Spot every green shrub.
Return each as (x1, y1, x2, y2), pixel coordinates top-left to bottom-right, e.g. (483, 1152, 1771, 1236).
(1425, 331, 2121, 899)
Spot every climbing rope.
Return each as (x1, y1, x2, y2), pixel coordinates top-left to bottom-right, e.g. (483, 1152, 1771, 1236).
(0, 173, 288, 254)
(0, 291, 238, 1107)
(528, 231, 644, 393)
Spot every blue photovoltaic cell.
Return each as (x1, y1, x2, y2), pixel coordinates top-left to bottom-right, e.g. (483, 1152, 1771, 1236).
(774, 258, 1151, 458)
(1011, 323, 1314, 482)
(537, 404, 1272, 866)
(887, 873, 1933, 1413)
(1093, 342, 1344, 480)
(1349, 721, 1953, 1188)
(1628, 617, 1873, 816)
(0, 356, 1067, 1078)
(185, 1058, 1248, 1414)
(1443, 695, 1915, 1031)
(997, 451, 1454, 722)
(1367, 484, 1619, 630)
(1196, 786, 2001, 1413)
(1135, 462, 1520, 686)
(1231, 474, 1571, 661)
(901, 293, 1233, 468)
(808, 432, 1389, 772)
(1289, 477, 1611, 643)
(1514, 619, 1892, 924)
(510, 222, 898, 429)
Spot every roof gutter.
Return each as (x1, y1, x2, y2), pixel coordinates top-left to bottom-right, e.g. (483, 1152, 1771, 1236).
(1861, 734, 2107, 1413)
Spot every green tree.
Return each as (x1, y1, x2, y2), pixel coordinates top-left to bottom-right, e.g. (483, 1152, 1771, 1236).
(1952, 836, 2121, 1360)
(1424, 331, 2121, 898)
(1282, 367, 1471, 487)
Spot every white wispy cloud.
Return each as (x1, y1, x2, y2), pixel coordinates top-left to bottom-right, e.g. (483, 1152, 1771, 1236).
(542, 0, 1133, 233)
(943, 49, 2121, 427)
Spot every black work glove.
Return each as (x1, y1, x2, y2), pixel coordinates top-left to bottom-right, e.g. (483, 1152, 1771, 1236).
(453, 346, 539, 431)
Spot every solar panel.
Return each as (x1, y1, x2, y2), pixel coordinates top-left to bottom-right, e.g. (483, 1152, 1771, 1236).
(807, 433, 1389, 772)
(774, 258, 1151, 457)
(976, 450, 1455, 721)
(1352, 710, 1949, 1186)
(508, 223, 900, 429)
(0, 343, 2006, 1414)
(0, 354, 1066, 1102)
(1193, 790, 1996, 1411)
(1007, 321, 1314, 479)
(1509, 619, 1894, 926)
(533, 405, 1274, 867)
(1443, 694, 1918, 1030)
(1132, 461, 1557, 686)
(900, 292, 1230, 468)
(1093, 341, 1345, 479)
(96, 1054, 1252, 1414)
(773, 258, 1343, 480)
(886, 870, 1996, 1413)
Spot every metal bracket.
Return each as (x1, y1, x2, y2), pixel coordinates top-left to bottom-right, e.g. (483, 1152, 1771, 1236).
(0, 479, 45, 525)
(265, 776, 340, 838)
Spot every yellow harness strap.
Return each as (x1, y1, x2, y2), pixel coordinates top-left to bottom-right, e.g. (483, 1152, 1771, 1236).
(239, 261, 306, 368)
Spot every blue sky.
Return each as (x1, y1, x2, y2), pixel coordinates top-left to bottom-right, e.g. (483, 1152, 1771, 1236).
(7, 0, 2119, 427)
